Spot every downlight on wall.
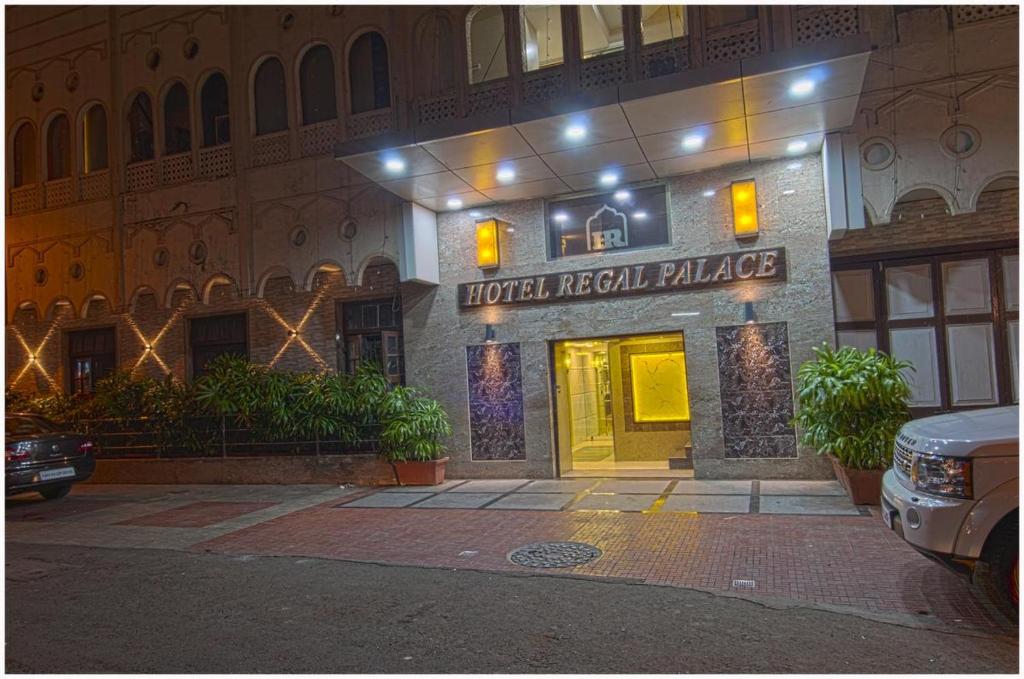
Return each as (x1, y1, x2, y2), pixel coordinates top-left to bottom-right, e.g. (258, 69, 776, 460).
(731, 179, 759, 238)
(476, 218, 503, 269)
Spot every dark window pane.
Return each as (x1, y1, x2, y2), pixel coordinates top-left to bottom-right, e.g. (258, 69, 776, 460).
(254, 58, 288, 135)
(349, 32, 391, 114)
(299, 45, 338, 124)
(46, 114, 71, 180)
(128, 93, 155, 162)
(13, 123, 37, 187)
(201, 73, 230, 147)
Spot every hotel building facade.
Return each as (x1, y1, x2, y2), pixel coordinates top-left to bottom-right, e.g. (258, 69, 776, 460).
(5, 5, 1019, 479)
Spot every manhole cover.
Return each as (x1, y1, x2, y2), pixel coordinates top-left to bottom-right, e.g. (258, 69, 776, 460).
(508, 542, 602, 568)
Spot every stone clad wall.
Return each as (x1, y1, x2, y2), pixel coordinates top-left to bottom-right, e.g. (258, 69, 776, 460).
(403, 157, 836, 480)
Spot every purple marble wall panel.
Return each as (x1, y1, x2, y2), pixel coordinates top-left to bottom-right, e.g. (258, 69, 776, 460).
(715, 322, 797, 459)
(466, 342, 526, 460)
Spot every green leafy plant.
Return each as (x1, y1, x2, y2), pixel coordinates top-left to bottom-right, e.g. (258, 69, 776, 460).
(792, 343, 912, 470)
(376, 385, 453, 462)
(94, 370, 155, 423)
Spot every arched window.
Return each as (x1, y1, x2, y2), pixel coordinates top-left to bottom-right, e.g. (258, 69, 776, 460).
(82, 104, 108, 173)
(413, 12, 457, 98)
(254, 57, 288, 135)
(299, 45, 338, 125)
(200, 73, 231, 147)
(348, 32, 391, 114)
(46, 114, 71, 180)
(127, 93, 154, 163)
(467, 6, 508, 84)
(163, 82, 191, 154)
(12, 123, 37, 187)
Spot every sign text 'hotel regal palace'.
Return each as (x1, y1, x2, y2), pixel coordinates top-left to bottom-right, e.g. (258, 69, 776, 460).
(458, 248, 787, 309)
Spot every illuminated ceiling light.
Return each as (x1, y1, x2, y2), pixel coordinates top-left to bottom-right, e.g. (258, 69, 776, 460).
(782, 189, 796, 195)
(786, 140, 808, 154)
(599, 171, 619, 187)
(671, 311, 701, 317)
(495, 167, 516, 183)
(383, 157, 406, 173)
(469, 210, 482, 218)
(613, 190, 631, 202)
(506, 226, 515, 233)
(731, 179, 759, 237)
(633, 210, 648, 220)
(682, 134, 705, 152)
(789, 78, 815, 97)
(787, 162, 803, 170)
(446, 197, 464, 210)
(564, 124, 587, 141)
(702, 189, 715, 197)
(553, 211, 569, 223)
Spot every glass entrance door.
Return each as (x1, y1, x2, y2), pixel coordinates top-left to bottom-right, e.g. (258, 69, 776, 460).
(552, 332, 693, 476)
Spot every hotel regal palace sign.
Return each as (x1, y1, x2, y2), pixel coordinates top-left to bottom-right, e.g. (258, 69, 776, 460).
(458, 248, 786, 309)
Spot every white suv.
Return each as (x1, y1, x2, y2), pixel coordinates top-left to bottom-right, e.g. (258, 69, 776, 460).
(881, 406, 1018, 612)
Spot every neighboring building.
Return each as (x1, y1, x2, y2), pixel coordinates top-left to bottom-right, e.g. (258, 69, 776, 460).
(5, 6, 1018, 480)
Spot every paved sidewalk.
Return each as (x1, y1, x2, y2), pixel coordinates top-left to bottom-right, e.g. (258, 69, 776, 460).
(6, 482, 1016, 638)
(342, 478, 865, 515)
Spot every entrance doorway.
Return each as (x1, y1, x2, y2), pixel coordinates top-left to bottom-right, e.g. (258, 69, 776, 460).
(552, 332, 693, 477)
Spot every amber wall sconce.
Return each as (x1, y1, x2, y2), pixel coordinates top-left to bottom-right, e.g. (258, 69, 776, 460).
(731, 179, 759, 238)
(475, 219, 504, 269)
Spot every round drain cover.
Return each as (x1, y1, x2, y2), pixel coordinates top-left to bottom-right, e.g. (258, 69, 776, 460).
(508, 541, 602, 568)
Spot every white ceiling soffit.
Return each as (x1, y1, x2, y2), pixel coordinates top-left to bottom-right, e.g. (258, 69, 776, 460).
(338, 47, 870, 212)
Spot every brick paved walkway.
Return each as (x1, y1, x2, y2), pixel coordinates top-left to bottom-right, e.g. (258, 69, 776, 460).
(6, 483, 1015, 637)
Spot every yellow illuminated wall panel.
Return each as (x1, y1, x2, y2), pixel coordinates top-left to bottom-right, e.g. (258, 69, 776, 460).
(629, 351, 690, 422)
(731, 179, 759, 237)
(476, 219, 500, 269)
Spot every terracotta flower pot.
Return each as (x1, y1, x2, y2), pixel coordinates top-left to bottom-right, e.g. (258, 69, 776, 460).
(829, 455, 884, 505)
(390, 456, 450, 486)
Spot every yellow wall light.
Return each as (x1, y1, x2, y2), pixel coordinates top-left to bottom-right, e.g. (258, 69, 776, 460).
(731, 179, 759, 237)
(475, 218, 502, 269)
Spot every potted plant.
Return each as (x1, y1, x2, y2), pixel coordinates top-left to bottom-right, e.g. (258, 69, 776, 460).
(792, 344, 912, 505)
(376, 384, 453, 486)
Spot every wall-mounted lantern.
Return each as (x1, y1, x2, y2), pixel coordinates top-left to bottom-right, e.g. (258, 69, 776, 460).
(731, 179, 759, 238)
(475, 218, 503, 269)
(744, 301, 757, 324)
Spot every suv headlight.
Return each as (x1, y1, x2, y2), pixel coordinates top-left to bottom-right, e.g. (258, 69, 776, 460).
(911, 454, 973, 499)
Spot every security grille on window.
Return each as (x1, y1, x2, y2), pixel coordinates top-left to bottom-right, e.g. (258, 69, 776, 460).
(68, 327, 116, 394)
(338, 299, 404, 384)
(546, 184, 670, 259)
(190, 313, 248, 378)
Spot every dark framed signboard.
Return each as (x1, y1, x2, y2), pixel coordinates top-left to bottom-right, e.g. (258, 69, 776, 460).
(546, 184, 670, 259)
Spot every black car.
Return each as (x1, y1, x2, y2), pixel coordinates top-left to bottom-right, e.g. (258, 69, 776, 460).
(5, 414, 96, 499)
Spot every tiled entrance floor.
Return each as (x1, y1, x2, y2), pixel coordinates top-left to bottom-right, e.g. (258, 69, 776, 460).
(339, 478, 863, 515)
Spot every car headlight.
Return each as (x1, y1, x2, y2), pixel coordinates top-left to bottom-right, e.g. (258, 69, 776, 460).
(911, 454, 973, 499)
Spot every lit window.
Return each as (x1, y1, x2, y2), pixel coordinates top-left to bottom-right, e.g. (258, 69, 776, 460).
(467, 5, 508, 84)
(641, 6, 688, 45)
(579, 5, 624, 60)
(521, 6, 564, 71)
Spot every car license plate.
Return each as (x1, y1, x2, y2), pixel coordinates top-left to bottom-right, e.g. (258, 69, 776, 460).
(39, 467, 75, 481)
(882, 507, 895, 530)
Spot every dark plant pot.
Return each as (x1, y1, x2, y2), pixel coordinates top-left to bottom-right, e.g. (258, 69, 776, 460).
(391, 456, 450, 486)
(829, 455, 884, 505)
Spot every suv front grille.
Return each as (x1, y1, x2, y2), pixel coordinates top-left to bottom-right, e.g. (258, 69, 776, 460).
(893, 440, 914, 477)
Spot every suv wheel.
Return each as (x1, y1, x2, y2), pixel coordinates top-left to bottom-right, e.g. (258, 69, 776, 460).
(978, 512, 1019, 617)
(38, 484, 72, 500)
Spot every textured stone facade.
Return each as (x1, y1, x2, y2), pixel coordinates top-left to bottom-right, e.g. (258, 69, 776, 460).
(404, 156, 836, 480)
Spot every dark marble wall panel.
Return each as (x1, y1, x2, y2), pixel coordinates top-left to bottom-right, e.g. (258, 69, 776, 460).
(716, 322, 797, 459)
(466, 342, 526, 460)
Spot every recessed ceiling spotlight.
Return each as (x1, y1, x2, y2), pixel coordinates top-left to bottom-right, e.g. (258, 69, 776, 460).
(682, 134, 705, 152)
(786, 140, 808, 154)
(446, 197, 464, 209)
(671, 311, 701, 317)
(506, 226, 515, 233)
(496, 167, 516, 183)
(789, 79, 815, 97)
(553, 211, 569, 223)
(782, 189, 796, 195)
(702, 189, 716, 197)
(564, 124, 587, 141)
(599, 171, 619, 187)
(786, 162, 802, 170)
(633, 210, 648, 220)
(384, 158, 406, 173)
(469, 210, 482, 218)
(613, 190, 631, 202)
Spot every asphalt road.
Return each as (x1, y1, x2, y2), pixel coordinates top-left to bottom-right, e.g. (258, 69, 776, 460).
(5, 542, 1018, 673)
